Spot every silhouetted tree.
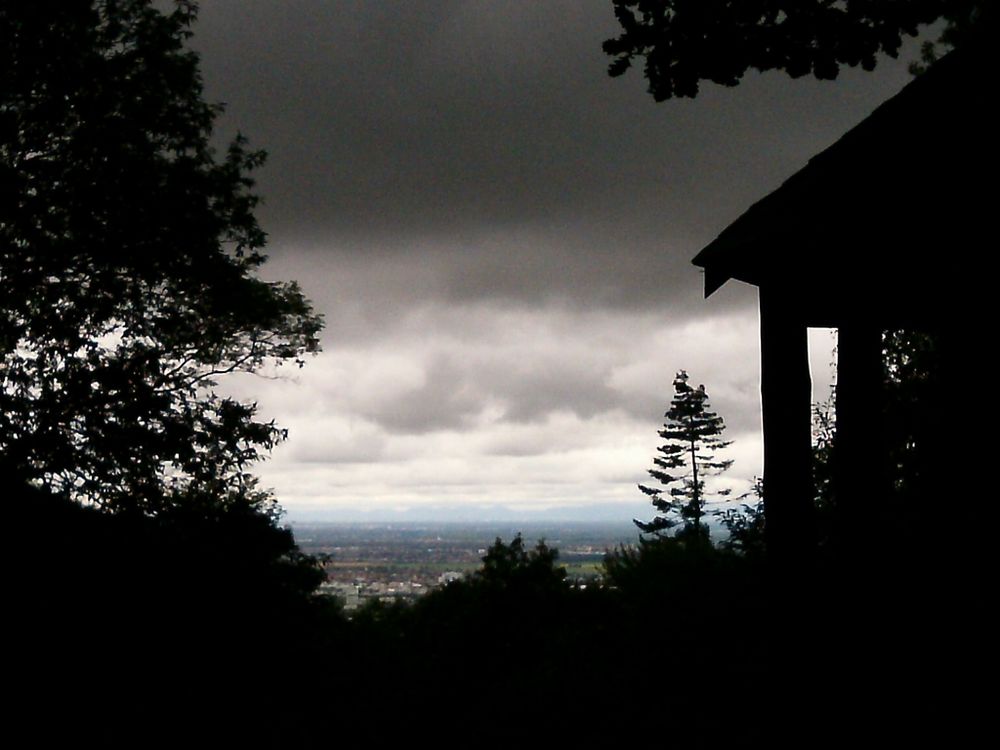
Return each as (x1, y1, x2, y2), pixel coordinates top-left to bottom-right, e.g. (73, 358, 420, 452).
(474, 533, 567, 591)
(603, 0, 988, 100)
(718, 476, 766, 555)
(0, 1, 321, 513)
(635, 370, 733, 540)
(881, 329, 940, 508)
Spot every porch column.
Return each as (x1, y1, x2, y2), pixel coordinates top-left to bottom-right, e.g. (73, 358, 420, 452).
(759, 287, 815, 562)
(834, 322, 885, 549)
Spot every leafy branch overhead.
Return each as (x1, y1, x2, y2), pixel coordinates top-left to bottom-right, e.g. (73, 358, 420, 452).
(603, 0, 985, 100)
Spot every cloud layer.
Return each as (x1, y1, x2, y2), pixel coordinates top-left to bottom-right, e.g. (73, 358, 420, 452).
(194, 1, 916, 520)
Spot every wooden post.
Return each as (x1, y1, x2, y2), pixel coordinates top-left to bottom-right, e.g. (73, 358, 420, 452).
(834, 322, 885, 550)
(759, 287, 815, 563)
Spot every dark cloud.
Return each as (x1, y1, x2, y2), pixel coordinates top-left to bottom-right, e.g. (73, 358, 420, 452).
(193, 0, 919, 309)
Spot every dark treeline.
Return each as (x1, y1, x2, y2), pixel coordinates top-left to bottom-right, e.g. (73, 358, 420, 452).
(10, 472, 962, 745)
(8, 481, 339, 745)
(11, 472, 772, 744)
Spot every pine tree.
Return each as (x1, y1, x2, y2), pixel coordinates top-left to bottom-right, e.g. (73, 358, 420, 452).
(636, 371, 733, 540)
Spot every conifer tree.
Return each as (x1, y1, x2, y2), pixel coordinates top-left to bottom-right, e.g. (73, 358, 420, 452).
(636, 371, 733, 540)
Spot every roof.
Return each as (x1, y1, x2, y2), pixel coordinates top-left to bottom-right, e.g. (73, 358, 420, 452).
(691, 41, 993, 325)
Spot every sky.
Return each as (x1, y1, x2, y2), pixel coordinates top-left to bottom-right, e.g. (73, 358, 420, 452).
(189, 1, 924, 523)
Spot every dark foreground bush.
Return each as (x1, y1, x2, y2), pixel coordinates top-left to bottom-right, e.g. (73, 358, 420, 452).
(7, 481, 347, 746)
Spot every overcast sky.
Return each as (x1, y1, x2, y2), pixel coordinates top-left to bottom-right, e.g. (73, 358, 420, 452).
(190, 1, 923, 523)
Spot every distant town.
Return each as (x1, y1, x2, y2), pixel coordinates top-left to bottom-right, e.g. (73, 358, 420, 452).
(292, 521, 639, 611)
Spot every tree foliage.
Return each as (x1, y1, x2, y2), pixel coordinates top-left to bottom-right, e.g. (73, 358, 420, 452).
(809, 330, 941, 545)
(881, 329, 939, 504)
(635, 370, 733, 540)
(4, 7, 334, 732)
(717, 476, 766, 555)
(0, 1, 322, 513)
(603, 0, 985, 100)
(473, 533, 567, 592)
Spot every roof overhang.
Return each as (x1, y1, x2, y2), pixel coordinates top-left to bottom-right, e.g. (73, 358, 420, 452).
(691, 41, 992, 318)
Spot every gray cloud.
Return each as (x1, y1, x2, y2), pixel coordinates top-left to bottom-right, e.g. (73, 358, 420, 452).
(496, 365, 620, 423)
(359, 355, 484, 433)
(194, 0, 919, 311)
(292, 424, 388, 465)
